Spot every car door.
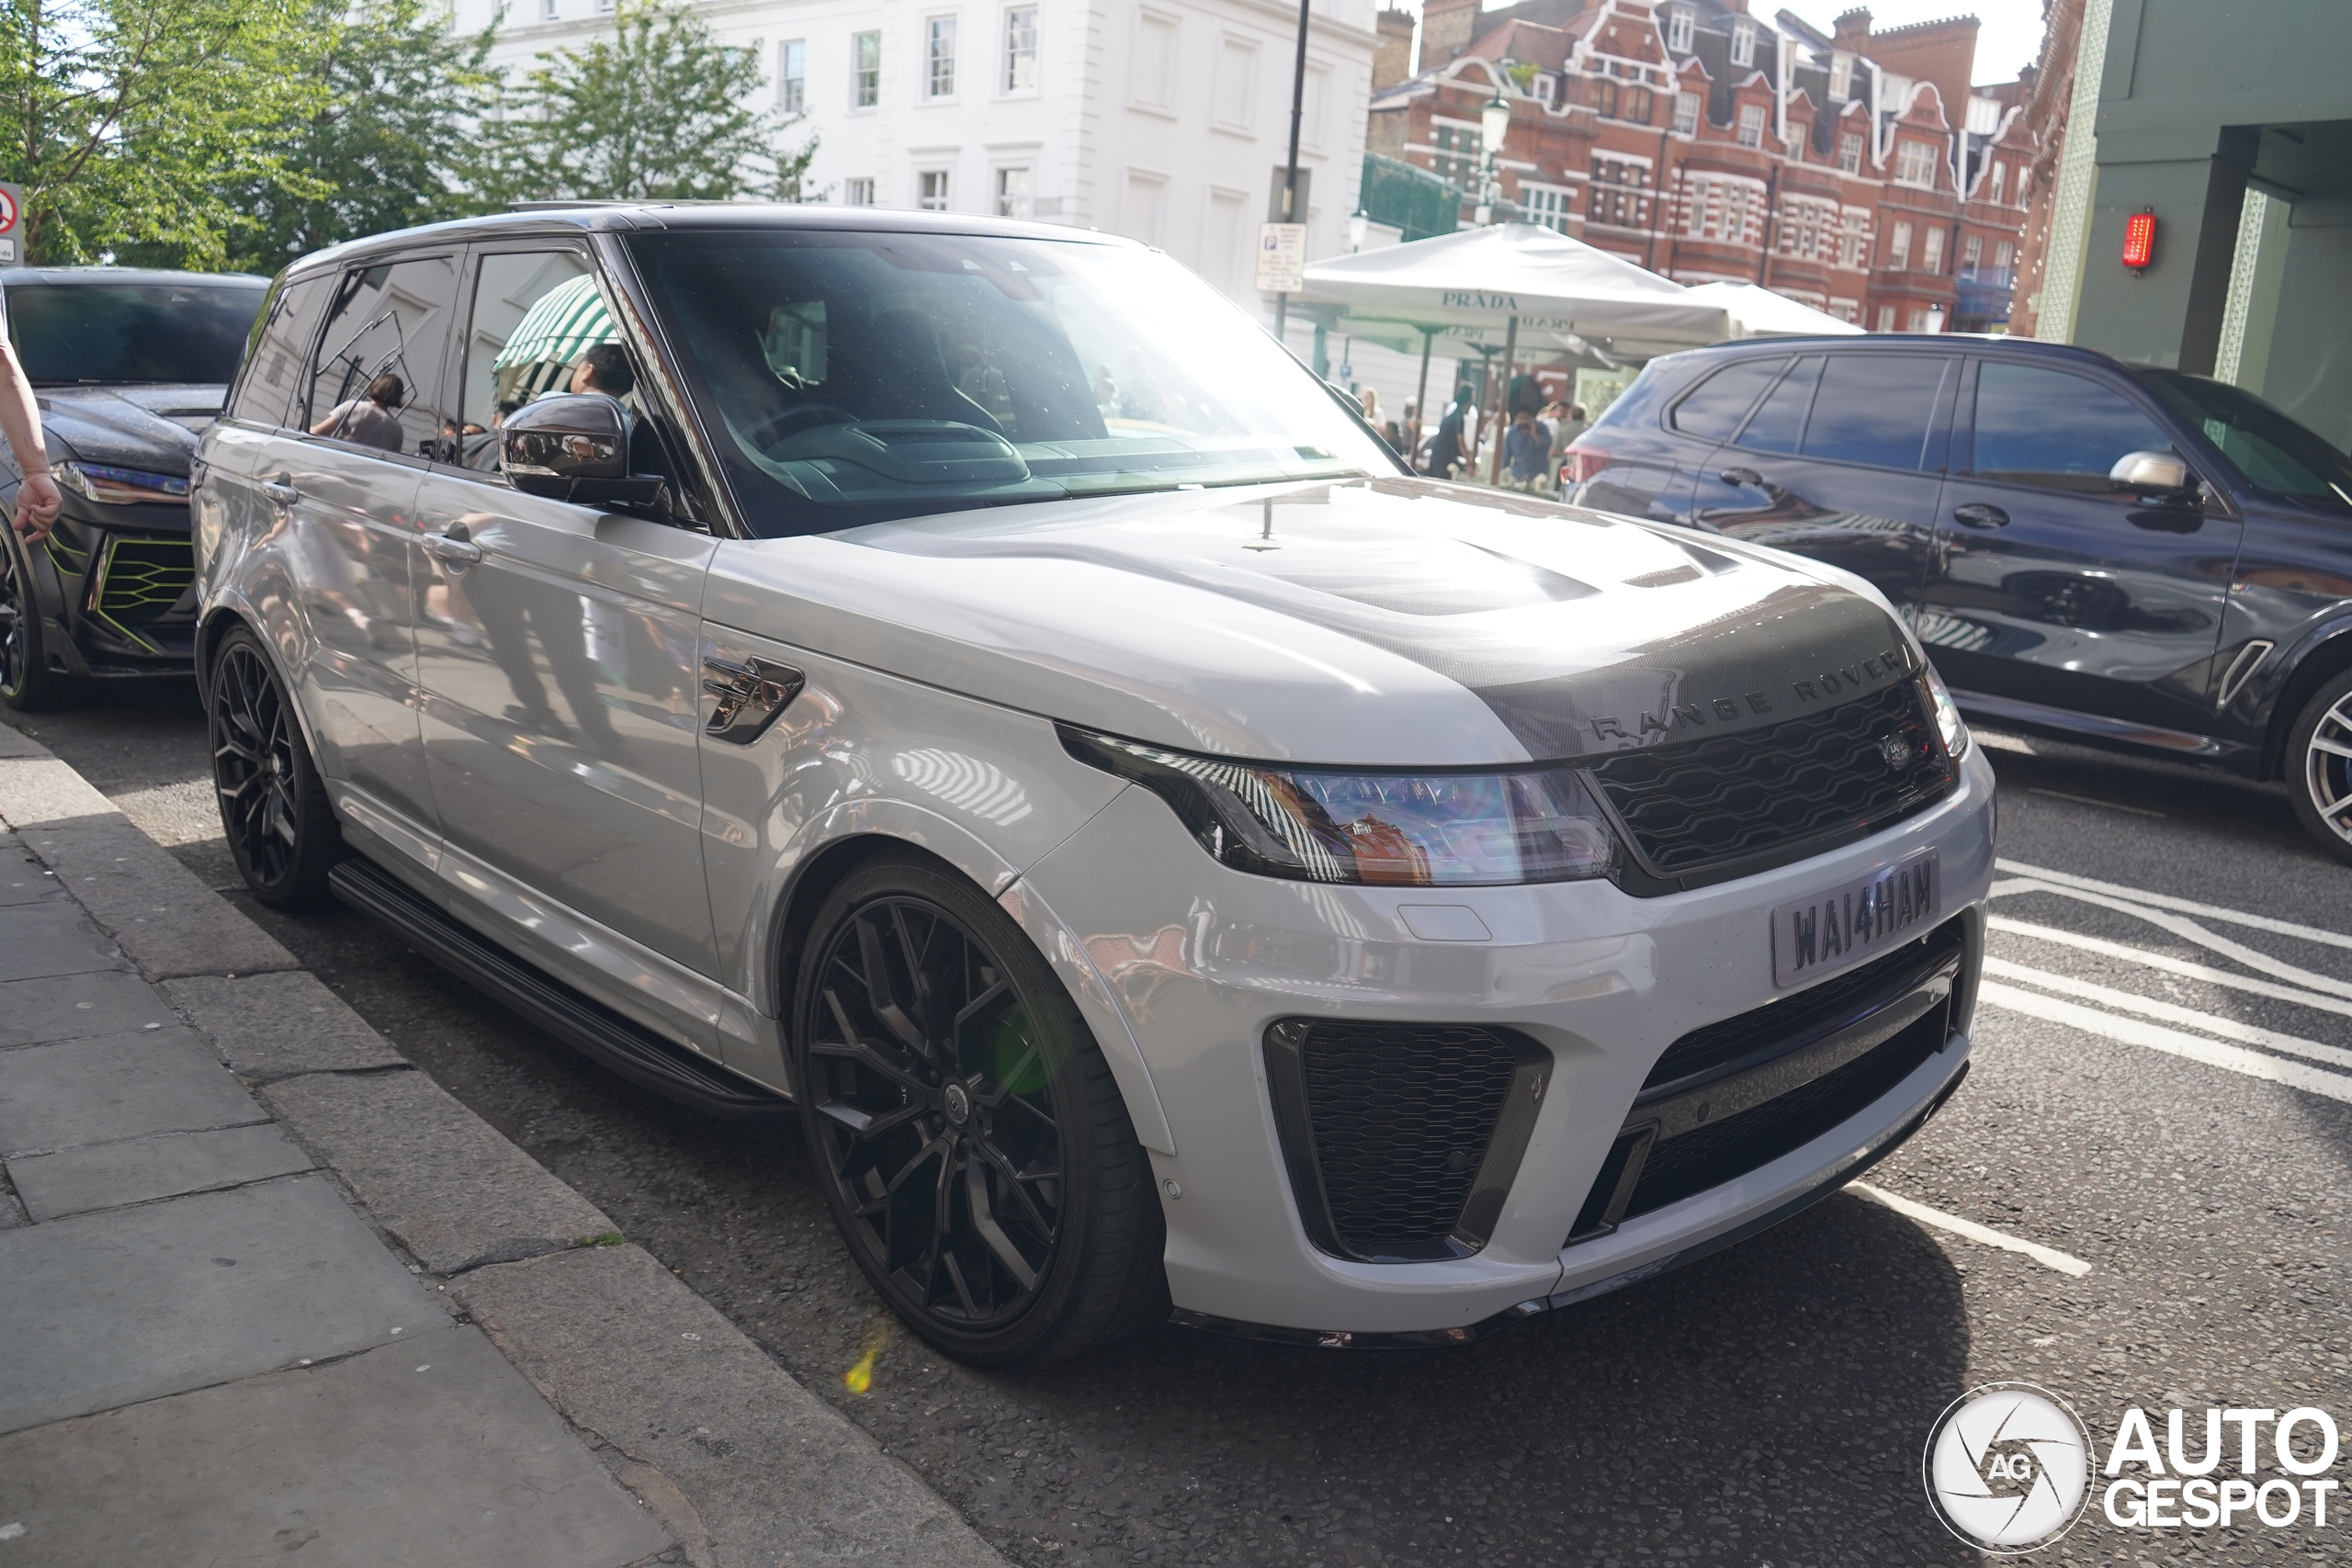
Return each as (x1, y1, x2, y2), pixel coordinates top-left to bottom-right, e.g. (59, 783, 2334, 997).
(258, 254, 459, 841)
(1919, 356, 2243, 739)
(409, 244, 722, 1040)
(1683, 349, 1955, 622)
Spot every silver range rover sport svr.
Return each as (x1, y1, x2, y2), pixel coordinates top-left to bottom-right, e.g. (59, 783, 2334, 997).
(193, 206, 1995, 1366)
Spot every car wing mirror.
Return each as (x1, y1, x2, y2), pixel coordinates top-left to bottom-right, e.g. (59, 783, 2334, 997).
(500, 393, 667, 508)
(2109, 448, 2194, 500)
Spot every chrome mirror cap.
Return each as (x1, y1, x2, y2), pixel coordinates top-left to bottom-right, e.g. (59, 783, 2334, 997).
(2109, 448, 2191, 495)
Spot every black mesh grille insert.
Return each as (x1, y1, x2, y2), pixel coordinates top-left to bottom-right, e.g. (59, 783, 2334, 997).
(1272, 1022, 1522, 1258)
(1587, 681, 1952, 878)
(1617, 1004, 1948, 1219)
(95, 538, 195, 627)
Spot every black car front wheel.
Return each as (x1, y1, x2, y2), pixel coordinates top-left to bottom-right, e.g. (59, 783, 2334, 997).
(2289, 669, 2352, 866)
(209, 626, 343, 908)
(793, 852, 1168, 1367)
(0, 522, 75, 711)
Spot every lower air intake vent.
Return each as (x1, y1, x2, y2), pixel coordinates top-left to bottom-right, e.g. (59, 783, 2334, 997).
(1264, 1020, 1549, 1263)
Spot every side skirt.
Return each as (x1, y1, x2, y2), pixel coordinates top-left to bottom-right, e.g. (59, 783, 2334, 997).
(329, 855, 794, 1122)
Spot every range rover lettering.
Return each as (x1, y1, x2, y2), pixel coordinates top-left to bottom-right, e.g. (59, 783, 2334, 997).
(194, 207, 1995, 1365)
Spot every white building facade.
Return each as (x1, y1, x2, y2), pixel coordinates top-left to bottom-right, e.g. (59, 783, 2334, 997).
(458, 0, 1381, 321)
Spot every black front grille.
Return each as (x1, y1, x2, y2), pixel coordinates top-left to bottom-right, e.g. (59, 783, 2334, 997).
(94, 538, 195, 628)
(1588, 681, 1952, 883)
(1264, 1021, 1547, 1262)
(1569, 915, 1967, 1243)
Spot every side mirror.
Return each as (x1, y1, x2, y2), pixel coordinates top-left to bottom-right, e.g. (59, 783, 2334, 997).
(500, 394, 665, 507)
(2109, 449, 2193, 499)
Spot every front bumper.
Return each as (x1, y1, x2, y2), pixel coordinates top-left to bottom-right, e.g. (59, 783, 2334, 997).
(27, 502, 198, 675)
(1016, 746, 1996, 1337)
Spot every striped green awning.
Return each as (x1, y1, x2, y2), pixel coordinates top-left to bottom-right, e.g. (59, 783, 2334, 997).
(494, 274, 613, 371)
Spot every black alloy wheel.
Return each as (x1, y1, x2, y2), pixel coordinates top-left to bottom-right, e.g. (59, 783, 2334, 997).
(2289, 668, 2352, 867)
(209, 626, 342, 908)
(0, 521, 73, 711)
(794, 852, 1168, 1366)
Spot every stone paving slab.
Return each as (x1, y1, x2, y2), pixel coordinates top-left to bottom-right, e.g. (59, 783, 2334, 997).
(0, 1029, 268, 1156)
(456, 1245, 1007, 1568)
(1, 835, 61, 907)
(0, 901, 123, 983)
(8, 1122, 315, 1223)
(261, 1067, 615, 1275)
(0, 1175, 447, 1435)
(0, 1325, 671, 1568)
(0, 971, 176, 1049)
(11, 818, 299, 981)
(164, 971, 410, 1081)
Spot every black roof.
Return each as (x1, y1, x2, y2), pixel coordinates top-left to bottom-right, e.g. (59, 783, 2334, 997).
(284, 203, 1142, 281)
(1664, 332, 2149, 378)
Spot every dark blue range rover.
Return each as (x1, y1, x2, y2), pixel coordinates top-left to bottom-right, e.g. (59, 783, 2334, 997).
(1564, 334, 2352, 863)
(1, 267, 268, 709)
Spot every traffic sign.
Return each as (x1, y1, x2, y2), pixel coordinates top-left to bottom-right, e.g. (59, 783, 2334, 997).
(1255, 223, 1306, 294)
(0, 181, 20, 267)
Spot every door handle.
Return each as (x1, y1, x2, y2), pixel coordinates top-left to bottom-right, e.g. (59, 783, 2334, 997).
(424, 531, 483, 565)
(1717, 467, 1764, 487)
(1951, 502, 2009, 530)
(259, 478, 300, 507)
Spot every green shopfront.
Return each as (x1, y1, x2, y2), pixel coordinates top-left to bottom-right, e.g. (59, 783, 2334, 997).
(2041, 0, 2352, 452)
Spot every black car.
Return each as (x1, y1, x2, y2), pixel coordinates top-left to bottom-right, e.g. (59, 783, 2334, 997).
(1, 267, 269, 708)
(1565, 334, 2352, 863)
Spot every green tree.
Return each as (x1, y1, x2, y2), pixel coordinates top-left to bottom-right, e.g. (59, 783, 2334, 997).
(222, 0, 504, 272)
(494, 0, 815, 203)
(0, 0, 322, 266)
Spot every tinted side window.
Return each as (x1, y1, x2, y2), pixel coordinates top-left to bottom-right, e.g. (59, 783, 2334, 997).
(1736, 355, 1823, 454)
(304, 255, 461, 459)
(226, 275, 333, 428)
(1670, 357, 1785, 442)
(456, 250, 647, 478)
(1971, 362, 2175, 494)
(1801, 354, 1951, 470)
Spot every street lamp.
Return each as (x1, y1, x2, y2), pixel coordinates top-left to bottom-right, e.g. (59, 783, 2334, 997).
(1475, 91, 1511, 226)
(1925, 304, 1948, 333)
(1348, 209, 1370, 253)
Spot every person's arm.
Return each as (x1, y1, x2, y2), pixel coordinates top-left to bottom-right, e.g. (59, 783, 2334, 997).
(0, 337, 60, 545)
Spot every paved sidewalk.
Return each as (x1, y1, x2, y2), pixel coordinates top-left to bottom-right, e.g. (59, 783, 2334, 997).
(0, 721, 1004, 1567)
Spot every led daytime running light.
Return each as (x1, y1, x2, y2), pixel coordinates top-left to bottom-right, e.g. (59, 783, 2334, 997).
(54, 461, 190, 506)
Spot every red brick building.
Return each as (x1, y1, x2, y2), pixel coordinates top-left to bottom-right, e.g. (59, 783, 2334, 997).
(1366, 1, 2038, 333)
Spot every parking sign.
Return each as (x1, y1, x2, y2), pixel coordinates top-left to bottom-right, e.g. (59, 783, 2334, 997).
(1255, 223, 1306, 294)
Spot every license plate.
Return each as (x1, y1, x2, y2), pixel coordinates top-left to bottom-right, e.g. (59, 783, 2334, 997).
(1772, 850, 1940, 987)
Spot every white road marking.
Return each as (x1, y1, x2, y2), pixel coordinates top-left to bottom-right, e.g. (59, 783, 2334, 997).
(1977, 981, 2352, 1107)
(1989, 876, 2352, 1001)
(1981, 956, 2352, 1073)
(1848, 1181, 2093, 1277)
(2026, 787, 2165, 817)
(1989, 917, 2352, 1022)
(1995, 859, 2352, 953)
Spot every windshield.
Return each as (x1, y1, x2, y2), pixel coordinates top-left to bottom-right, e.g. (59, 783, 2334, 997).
(627, 229, 1395, 535)
(2137, 368, 2352, 508)
(6, 281, 267, 386)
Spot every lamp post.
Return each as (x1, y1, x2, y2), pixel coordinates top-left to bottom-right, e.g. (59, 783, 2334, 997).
(1348, 209, 1369, 252)
(1474, 90, 1511, 226)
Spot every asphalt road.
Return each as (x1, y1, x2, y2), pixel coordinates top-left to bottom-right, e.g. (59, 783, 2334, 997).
(12, 678, 2348, 1566)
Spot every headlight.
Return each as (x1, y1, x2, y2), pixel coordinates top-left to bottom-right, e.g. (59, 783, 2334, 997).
(53, 461, 189, 505)
(1921, 664, 1970, 761)
(1060, 726, 1619, 886)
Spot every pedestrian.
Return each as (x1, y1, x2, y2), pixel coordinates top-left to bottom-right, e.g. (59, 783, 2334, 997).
(1553, 400, 1589, 452)
(1424, 384, 1474, 479)
(2, 291, 62, 546)
(1401, 396, 1421, 464)
(310, 372, 408, 453)
(1504, 409, 1550, 491)
(1358, 386, 1381, 429)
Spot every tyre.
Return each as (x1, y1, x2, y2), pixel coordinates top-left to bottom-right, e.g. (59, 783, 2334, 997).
(0, 522, 76, 711)
(792, 852, 1168, 1367)
(2288, 668, 2352, 866)
(209, 626, 343, 908)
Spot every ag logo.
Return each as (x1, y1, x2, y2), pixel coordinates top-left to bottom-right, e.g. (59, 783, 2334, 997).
(1923, 1382, 2092, 1552)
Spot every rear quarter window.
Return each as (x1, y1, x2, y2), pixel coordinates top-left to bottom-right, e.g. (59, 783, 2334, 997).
(1668, 356, 1786, 443)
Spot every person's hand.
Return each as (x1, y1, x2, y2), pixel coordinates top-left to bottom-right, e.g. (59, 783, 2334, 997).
(13, 468, 61, 545)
